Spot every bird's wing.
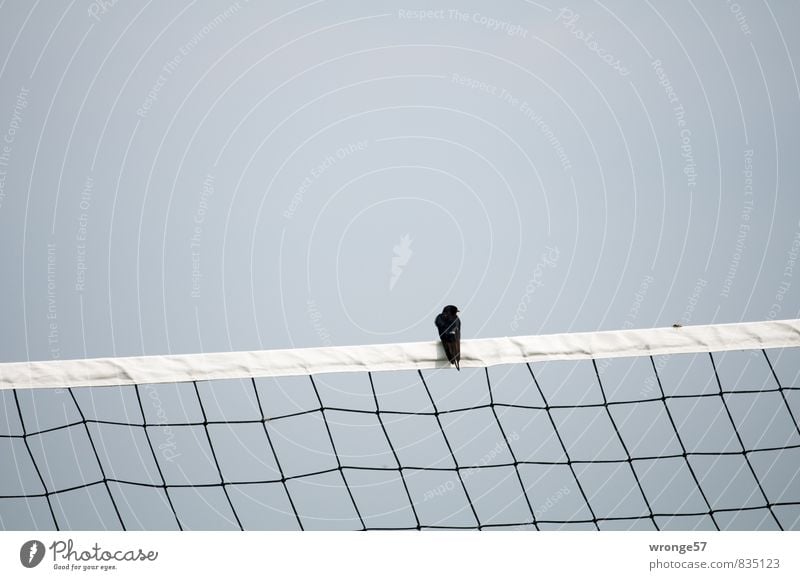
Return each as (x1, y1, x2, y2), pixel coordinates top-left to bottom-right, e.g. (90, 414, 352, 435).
(435, 313, 456, 337)
(442, 338, 458, 364)
(434, 313, 446, 335)
(453, 321, 461, 361)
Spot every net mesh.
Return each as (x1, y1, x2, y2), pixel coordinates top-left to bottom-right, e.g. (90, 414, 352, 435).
(1, 337, 799, 530)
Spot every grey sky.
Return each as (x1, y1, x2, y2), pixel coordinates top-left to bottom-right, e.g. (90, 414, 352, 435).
(0, 1, 799, 531)
(0, 0, 798, 362)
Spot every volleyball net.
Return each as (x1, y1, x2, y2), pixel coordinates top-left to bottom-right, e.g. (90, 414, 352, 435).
(1, 319, 799, 530)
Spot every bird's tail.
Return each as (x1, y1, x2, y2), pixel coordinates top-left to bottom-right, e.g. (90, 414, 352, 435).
(454, 359, 460, 371)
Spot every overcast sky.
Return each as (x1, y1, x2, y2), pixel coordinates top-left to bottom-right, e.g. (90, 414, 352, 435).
(0, 1, 798, 362)
(1, 0, 799, 533)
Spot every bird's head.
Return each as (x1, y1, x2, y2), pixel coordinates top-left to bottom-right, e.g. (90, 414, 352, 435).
(443, 305, 460, 316)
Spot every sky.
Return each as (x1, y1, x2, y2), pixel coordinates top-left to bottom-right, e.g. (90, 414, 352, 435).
(0, 0, 798, 362)
(0, 0, 799, 531)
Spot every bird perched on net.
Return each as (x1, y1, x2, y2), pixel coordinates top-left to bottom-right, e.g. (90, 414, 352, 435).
(435, 305, 461, 370)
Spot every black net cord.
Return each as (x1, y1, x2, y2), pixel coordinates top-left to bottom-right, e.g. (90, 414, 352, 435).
(192, 381, 244, 531)
(367, 371, 422, 530)
(10, 382, 796, 434)
(650, 355, 721, 531)
(485, 367, 539, 529)
(67, 388, 126, 530)
(2, 352, 799, 530)
(763, 349, 800, 437)
(12, 389, 59, 530)
(592, 360, 659, 530)
(526, 363, 600, 530)
(418, 369, 483, 529)
(309, 375, 366, 530)
(708, 354, 783, 530)
(133, 384, 183, 531)
(251, 377, 305, 530)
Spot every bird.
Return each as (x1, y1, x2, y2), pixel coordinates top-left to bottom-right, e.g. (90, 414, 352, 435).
(435, 305, 461, 370)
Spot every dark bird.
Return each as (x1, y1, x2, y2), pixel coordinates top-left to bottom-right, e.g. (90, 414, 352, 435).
(435, 305, 461, 370)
